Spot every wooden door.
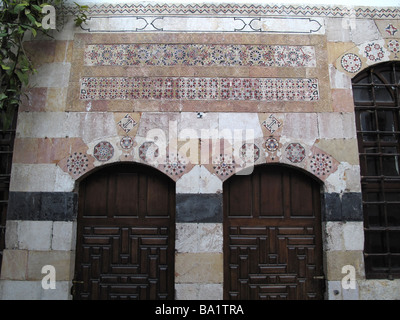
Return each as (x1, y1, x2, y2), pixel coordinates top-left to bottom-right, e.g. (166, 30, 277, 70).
(224, 165, 324, 300)
(73, 163, 175, 300)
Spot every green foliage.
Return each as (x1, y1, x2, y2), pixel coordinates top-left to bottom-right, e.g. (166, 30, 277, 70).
(0, 0, 88, 130)
(73, 2, 88, 27)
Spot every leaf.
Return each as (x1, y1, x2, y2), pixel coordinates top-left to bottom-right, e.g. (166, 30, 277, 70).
(0, 93, 7, 101)
(1, 64, 11, 70)
(30, 27, 37, 37)
(13, 3, 28, 14)
(32, 4, 42, 12)
(16, 70, 29, 85)
(25, 12, 37, 25)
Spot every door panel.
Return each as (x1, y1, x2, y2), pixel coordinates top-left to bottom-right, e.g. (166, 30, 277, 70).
(73, 163, 175, 300)
(224, 165, 324, 300)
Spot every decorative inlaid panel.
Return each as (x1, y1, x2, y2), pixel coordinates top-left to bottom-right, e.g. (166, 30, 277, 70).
(69, 3, 400, 19)
(84, 44, 316, 67)
(82, 16, 325, 34)
(80, 77, 319, 102)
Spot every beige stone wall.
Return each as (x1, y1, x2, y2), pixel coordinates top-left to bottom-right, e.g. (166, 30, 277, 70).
(1, 3, 400, 300)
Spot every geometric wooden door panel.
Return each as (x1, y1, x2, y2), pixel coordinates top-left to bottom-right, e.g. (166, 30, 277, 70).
(223, 165, 324, 300)
(73, 163, 175, 300)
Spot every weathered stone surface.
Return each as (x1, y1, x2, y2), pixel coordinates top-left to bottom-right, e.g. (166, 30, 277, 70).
(18, 221, 53, 251)
(0, 280, 71, 300)
(175, 283, 223, 300)
(322, 192, 363, 221)
(175, 253, 223, 284)
(9, 164, 75, 192)
(29, 63, 71, 88)
(315, 139, 359, 165)
(0, 250, 28, 280)
(325, 250, 365, 281)
(176, 223, 222, 253)
(323, 221, 364, 251)
(27, 250, 75, 281)
(358, 279, 400, 300)
(176, 165, 223, 194)
(326, 280, 360, 300)
(52, 221, 77, 251)
(7, 192, 77, 221)
(317, 113, 356, 139)
(176, 194, 222, 223)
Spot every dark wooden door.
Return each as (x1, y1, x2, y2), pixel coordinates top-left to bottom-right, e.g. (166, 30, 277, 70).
(224, 165, 324, 300)
(73, 163, 175, 300)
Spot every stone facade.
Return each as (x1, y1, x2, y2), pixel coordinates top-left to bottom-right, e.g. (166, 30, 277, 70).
(1, 2, 400, 300)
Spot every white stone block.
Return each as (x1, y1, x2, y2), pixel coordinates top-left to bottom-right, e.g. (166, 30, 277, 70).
(342, 113, 357, 139)
(10, 164, 75, 192)
(4, 220, 19, 249)
(281, 113, 318, 145)
(343, 222, 365, 251)
(176, 223, 198, 253)
(0, 279, 71, 300)
(176, 223, 223, 253)
(324, 221, 344, 252)
(79, 112, 118, 144)
(176, 166, 201, 194)
(359, 279, 400, 300)
(175, 283, 223, 300)
(29, 63, 71, 88)
(198, 224, 223, 253)
(52, 221, 76, 251)
(0, 280, 42, 300)
(18, 221, 53, 251)
(200, 165, 222, 194)
(318, 113, 356, 140)
(178, 112, 219, 138)
(326, 18, 351, 42)
(324, 162, 362, 194)
(326, 280, 343, 300)
(16, 112, 79, 139)
(198, 284, 223, 300)
(41, 281, 71, 300)
(175, 283, 198, 300)
(324, 221, 364, 252)
(350, 20, 381, 45)
(219, 113, 263, 140)
(329, 64, 352, 89)
(326, 280, 360, 300)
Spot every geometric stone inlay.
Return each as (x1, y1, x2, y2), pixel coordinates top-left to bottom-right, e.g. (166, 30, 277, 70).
(120, 136, 134, 149)
(80, 77, 320, 102)
(285, 143, 306, 163)
(84, 44, 316, 68)
(265, 137, 279, 152)
(93, 141, 114, 162)
(67, 152, 89, 175)
(310, 153, 332, 176)
(341, 53, 362, 73)
(117, 114, 137, 134)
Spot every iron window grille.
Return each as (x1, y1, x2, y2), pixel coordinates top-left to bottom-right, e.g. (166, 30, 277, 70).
(352, 62, 400, 279)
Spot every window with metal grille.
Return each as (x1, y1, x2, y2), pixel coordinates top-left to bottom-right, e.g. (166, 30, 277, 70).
(352, 62, 400, 279)
(0, 111, 17, 273)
